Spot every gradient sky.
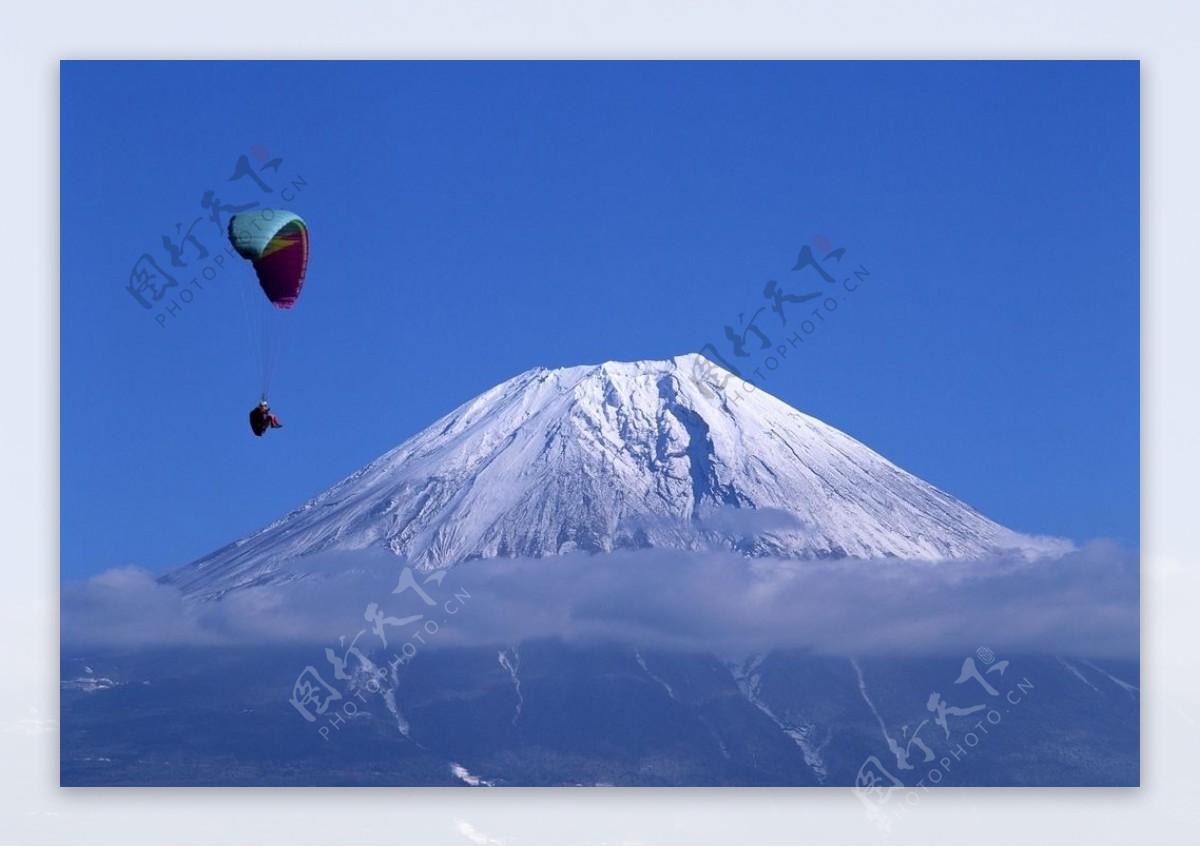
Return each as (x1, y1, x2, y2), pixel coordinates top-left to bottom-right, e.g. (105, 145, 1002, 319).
(60, 60, 1139, 579)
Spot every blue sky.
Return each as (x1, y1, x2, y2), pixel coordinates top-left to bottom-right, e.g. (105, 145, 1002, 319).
(61, 61, 1139, 579)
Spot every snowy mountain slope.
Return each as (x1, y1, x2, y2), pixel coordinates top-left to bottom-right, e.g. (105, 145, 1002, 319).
(164, 354, 1069, 599)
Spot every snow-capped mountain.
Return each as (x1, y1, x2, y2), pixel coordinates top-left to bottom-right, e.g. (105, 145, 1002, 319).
(165, 354, 1068, 599)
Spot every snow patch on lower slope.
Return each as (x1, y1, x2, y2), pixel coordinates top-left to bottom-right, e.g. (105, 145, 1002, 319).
(497, 647, 523, 726)
(450, 762, 494, 787)
(728, 654, 829, 783)
(1057, 657, 1100, 692)
(635, 650, 731, 760)
(1081, 660, 1139, 696)
(634, 649, 677, 700)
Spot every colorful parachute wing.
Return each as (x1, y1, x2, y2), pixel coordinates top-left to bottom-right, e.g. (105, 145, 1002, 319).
(227, 210, 309, 309)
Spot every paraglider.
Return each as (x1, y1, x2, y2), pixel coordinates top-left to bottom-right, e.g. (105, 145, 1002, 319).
(249, 399, 283, 437)
(226, 209, 309, 436)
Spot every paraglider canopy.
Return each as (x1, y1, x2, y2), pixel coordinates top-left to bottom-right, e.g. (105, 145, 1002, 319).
(226, 208, 310, 401)
(228, 209, 309, 309)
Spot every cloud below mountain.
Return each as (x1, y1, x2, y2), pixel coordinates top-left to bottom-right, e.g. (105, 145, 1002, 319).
(63, 541, 1138, 658)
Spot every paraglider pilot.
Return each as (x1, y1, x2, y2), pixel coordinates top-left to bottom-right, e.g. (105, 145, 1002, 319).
(249, 399, 283, 437)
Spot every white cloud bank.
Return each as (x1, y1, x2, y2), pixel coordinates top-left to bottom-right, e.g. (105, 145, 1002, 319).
(62, 541, 1138, 658)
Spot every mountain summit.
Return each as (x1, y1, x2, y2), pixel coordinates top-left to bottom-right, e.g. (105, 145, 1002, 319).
(166, 354, 1067, 598)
